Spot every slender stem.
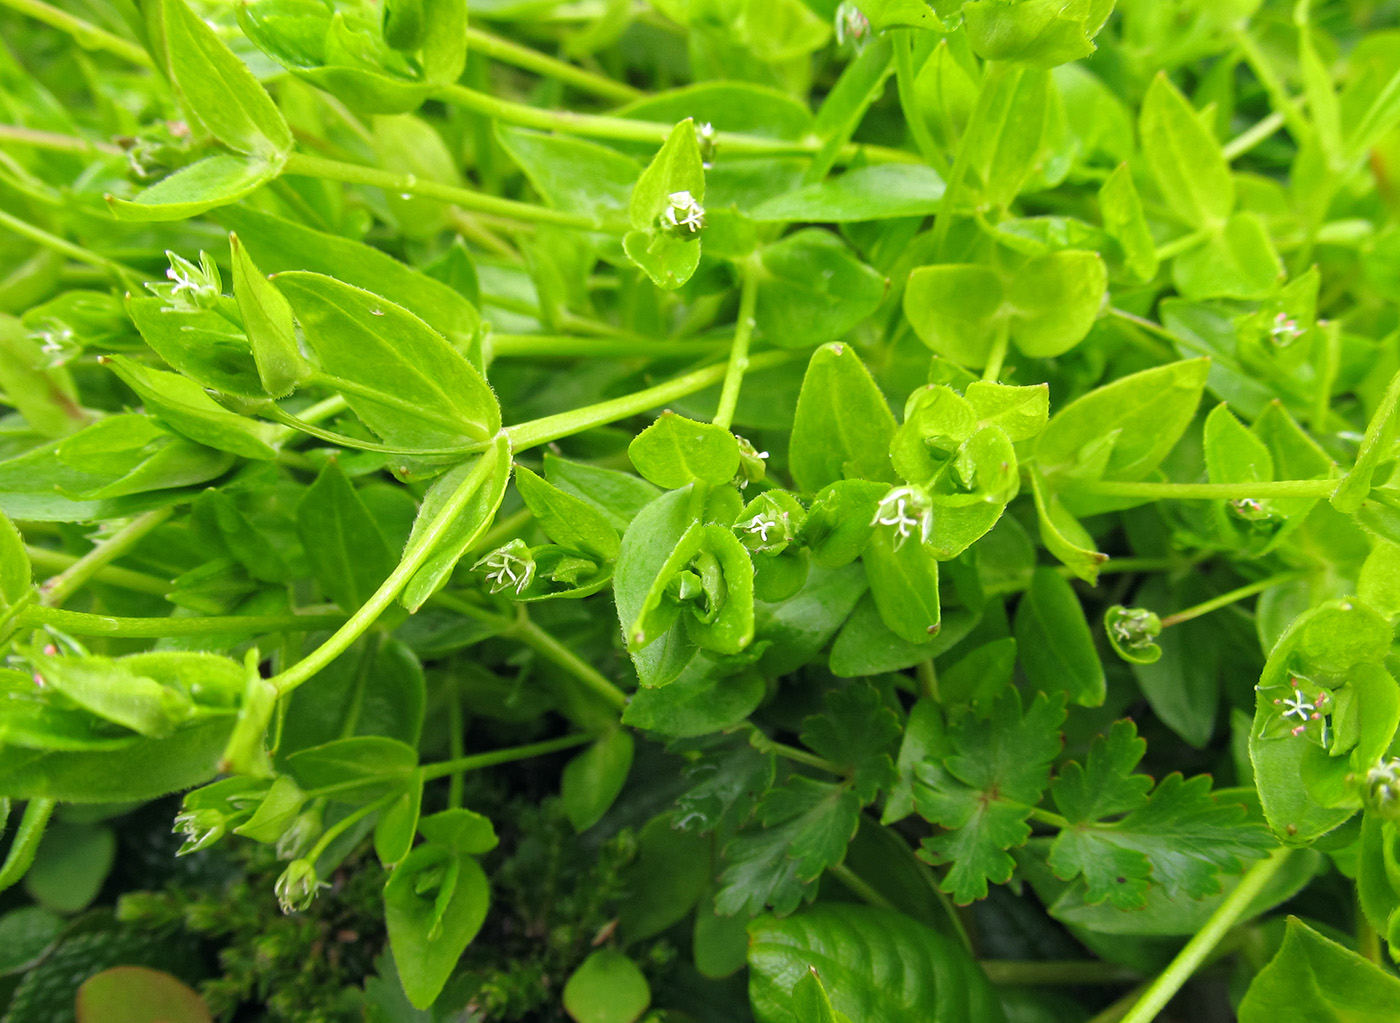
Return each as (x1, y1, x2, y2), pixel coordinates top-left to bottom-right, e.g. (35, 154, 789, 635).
(39, 508, 171, 608)
(465, 26, 642, 102)
(488, 334, 728, 359)
(981, 960, 1141, 987)
(892, 31, 950, 176)
(507, 616, 628, 711)
(744, 725, 843, 774)
(1082, 479, 1337, 501)
(1118, 850, 1292, 1023)
(306, 791, 397, 866)
(982, 322, 1010, 382)
(1027, 806, 1072, 830)
(1155, 226, 1214, 261)
(420, 733, 593, 781)
(25, 546, 168, 597)
(916, 659, 940, 701)
(269, 443, 501, 696)
(712, 262, 759, 430)
(0, 798, 55, 894)
(0, 207, 143, 284)
(829, 863, 898, 910)
(1159, 572, 1305, 628)
(506, 349, 800, 452)
(15, 605, 344, 637)
(0, 123, 122, 155)
(283, 151, 609, 232)
(0, 0, 152, 65)
(931, 60, 1007, 260)
(446, 680, 465, 810)
(435, 82, 920, 165)
(1359, 896, 1383, 963)
(1223, 110, 1286, 161)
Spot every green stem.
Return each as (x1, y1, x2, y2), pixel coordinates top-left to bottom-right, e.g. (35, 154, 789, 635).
(930, 60, 1007, 261)
(1081, 479, 1336, 501)
(829, 863, 898, 910)
(1118, 850, 1292, 1023)
(1154, 226, 1214, 261)
(507, 615, 628, 712)
(465, 26, 641, 102)
(712, 261, 760, 430)
(446, 680, 465, 810)
(488, 334, 728, 359)
(420, 733, 593, 781)
(269, 442, 501, 696)
(306, 791, 397, 866)
(0, 123, 122, 155)
(506, 349, 799, 452)
(1027, 806, 1072, 830)
(1223, 110, 1286, 161)
(982, 321, 1010, 382)
(25, 545, 169, 597)
(39, 508, 171, 608)
(0, 207, 143, 285)
(745, 725, 843, 775)
(916, 659, 940, 701)
(892, 31, 950, 177)
(1159, 572, 1305, 628)
(0, 799, 56, 894)
(283, 151, 609, 233)
(435, 82, 920, 165)
(15, 605, 344, 637)
(0, 0, 152, 65)
(981, 960, 1141, 987)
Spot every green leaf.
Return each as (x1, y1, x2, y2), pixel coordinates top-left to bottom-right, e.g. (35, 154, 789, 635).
(0, 316, 84, 438)
(1173, 212, 1284, 300)
(964, 381, 1050, 442)
(23, 821, 116, 914)
(618, 813, 712, 942)
(716, 777, 861, 916)
(625, 119, 706, 288)
(216, 207, 480, 350)
(231, 233, 308, 397)
(545, 452, 663, 531)
(107, 155, 280, 222)
(155, 0, 292, 159)
(628, 412, 740, 489)
(750, 165, 946, 222)
(1028, 467, 1107, 582)
(914, 689, 1066, 903)
(124, 296, 263, 399)
(624, 657, 763, 737)
(1013, 566, 1105, 706)
(615, 487, 702, 688)
(1139, 72, 1233, 229)
(674, 735, 776, 836)
(563, 949, 651, 1023)
(561, 729, 634, 832)
(799, 683, 900, 803)
(417, 808, 498, 854)
(862, 528, 941, 645)
(400, 434, 511, 612)
(902, 265, 1003, 367)
(747, 905, 1005, 1023)
(789, 343, 898, 492)
(286, 736, 418, 803)
(1239, 917, 1400, 1023)
(963, 0, 1113, 67)
(76, 966, 212, 1023)
(275, 272, 499, 449)
(1098, 163, 1159, 282)
(0, 509, 32, 616)
(1034, 358, 1211, 492)
(101, 355, 280, 460)
(514, 464, 619, 561)
(374, 773, 423, 866)
(385, 844, 490, 1010)
(496, 126, 636, 224)
(297, 459, 397, 612)
(790, 968, 850, 1023)
(753, 230, 886, 348)
(968, 66, 1050, 210)
(797, 481, 886, 570)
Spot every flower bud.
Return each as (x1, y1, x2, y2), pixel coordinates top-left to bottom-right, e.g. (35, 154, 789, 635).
(275, 859, 329, 914)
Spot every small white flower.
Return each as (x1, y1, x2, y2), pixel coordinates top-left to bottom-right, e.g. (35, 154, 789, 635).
(1269, 312, 1302, 346)
(871, 487, 931, 550)
(659, 190, 706, 237)
(834, 1, 870, 48)
(743, 513, 777, 543)
(695, 121, 717, 168)
(473, 540, 536, 596)
(1271, 677, 1330, 739)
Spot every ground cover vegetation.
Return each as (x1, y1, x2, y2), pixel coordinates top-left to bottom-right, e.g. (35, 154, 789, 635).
(3, 0, 1400, 1020)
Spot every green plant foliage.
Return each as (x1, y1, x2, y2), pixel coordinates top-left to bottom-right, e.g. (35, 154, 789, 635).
(6, 0, 1400, 1019)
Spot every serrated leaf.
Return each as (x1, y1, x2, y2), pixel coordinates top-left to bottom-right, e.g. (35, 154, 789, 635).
(799, 683, 900, 803)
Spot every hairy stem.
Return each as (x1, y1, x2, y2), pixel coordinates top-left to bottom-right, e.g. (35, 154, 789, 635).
(15, 605, 345, 637)
(26, 545, 169, 597)
(464, 27, 641, 102)
(0, 0, 151, 65)
(39, 508, 172, 608)
(1159, 572, 1306, 628)
(1082, 479, 1336, 501)
(420, 733, 593, 781)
